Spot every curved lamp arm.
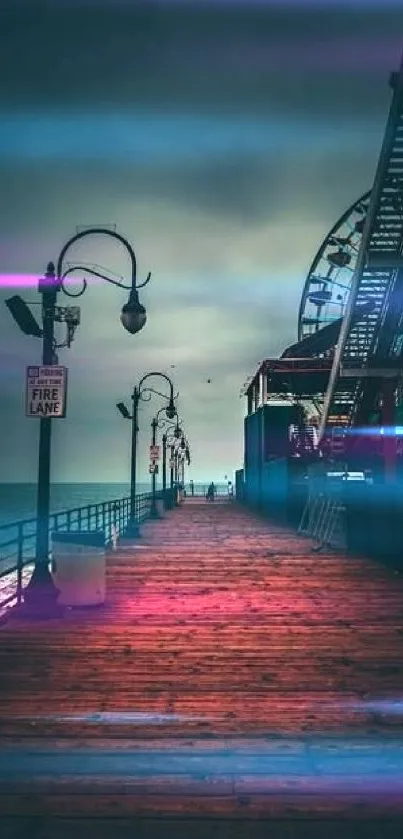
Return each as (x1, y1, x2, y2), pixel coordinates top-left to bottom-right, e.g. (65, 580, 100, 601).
(56, 227, 151, 296)
(138, 391, 152, 404)
(138, 371, 174, 395)
(137, 371, 176, 418)
(50, 227, 151, 336)
(61, 263, 138, 299)
(139, 386, 173, 404)
(160, 416, 184, 435)
(141, 387, 179, 404)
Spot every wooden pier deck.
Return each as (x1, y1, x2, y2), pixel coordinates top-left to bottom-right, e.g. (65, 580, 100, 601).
(1, 498, 403, 838)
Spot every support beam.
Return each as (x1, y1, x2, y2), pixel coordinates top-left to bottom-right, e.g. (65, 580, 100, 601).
(340, 367, 402, 379)
(366, 253, 403, 269)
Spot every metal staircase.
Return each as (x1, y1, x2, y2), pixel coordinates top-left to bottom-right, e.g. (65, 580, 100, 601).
(320, 54, 403, 437)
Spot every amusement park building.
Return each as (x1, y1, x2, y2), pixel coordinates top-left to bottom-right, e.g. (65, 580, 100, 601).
(238, 51, 403, 540)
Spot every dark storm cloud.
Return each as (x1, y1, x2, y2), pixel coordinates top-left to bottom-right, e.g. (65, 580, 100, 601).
(1, 0, 402, 481)
(0, 112, 378, 163)
(0, 137, 379, 240)
(0, 1, 401, 116)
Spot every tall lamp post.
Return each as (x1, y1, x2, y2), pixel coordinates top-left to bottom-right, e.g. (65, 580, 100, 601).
(158, 418, 183, 503)
(5, 227, 150, 616)
(178, 435, 191, 487)
(166, 431, 190, 500)
(117, 372, 177, 536)
(170, 442, 176, 489)
(151, 409, 180, 498)
(149, 416, 160, 518)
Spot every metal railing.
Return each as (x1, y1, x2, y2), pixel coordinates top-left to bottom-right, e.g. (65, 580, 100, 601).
(298, 463, 352, 550)
(0, 490, 164, 612)
(184, 483, 233, 498)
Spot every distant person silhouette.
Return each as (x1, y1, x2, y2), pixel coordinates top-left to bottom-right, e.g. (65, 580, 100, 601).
(206, 482, 215, 502)
(190, 480, 194, 496)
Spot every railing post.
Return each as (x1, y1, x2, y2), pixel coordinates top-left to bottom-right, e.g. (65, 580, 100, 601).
(17, 522, 23, 605)
(107, 502, 112, 543)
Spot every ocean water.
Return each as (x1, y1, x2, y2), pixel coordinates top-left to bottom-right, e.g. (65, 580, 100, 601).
(0, 482, 227, 528)
(0, 483, 135, 528)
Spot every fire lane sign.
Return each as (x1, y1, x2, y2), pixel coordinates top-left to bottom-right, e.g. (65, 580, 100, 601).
(26, 366, 68, 418)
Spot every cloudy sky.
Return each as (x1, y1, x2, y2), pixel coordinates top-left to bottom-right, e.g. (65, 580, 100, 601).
(0, 0, 402, 483)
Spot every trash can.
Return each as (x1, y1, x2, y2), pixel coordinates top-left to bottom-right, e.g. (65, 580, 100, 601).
(52, 531, 106, 607)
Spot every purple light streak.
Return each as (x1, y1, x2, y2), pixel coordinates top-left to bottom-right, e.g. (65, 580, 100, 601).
(0, 274, 90, 289)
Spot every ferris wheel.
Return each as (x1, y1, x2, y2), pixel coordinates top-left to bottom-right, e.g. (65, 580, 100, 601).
(297, 190, 371, 342)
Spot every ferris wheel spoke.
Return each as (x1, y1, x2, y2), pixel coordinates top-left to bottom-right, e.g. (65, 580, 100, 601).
(298, 190, 371, 341)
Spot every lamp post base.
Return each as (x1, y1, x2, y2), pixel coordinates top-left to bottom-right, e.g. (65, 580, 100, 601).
(121, 520, 141, 541)
(149, 505, 160, 519)
(18, 562, 64, 620)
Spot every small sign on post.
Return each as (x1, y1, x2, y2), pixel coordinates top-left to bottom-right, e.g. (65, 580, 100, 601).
(149, 463, 159, 474)
(149, 445, 160, 460)
(26, 366, 68, 418)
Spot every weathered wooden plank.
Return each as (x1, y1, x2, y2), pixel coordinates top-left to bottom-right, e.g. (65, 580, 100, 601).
(1, 501, 403, 823)
(1, 817, 403, 839)
(1, 792, 403, 817)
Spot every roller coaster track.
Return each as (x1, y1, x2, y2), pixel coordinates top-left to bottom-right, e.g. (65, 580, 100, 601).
(320, 53, 403, 438)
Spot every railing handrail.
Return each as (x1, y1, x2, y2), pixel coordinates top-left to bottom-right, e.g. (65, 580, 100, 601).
(0, 489, 169, 612)
(0, 492, 156, 534)
(183, 483, 233, 496)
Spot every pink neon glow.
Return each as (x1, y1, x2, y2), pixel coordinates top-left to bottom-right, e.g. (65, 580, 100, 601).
(0, 275, 43, 288)
(0, 274, 90, 289)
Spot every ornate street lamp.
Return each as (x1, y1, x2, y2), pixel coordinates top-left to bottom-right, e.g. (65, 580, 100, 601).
(178, 435, 191, 487)
(152, 409, 180, 494)
(164, 429, 190, 498)
(5, 227, 151, 617)
(116, 372, 177, 536)
(158, 418, 184, 501)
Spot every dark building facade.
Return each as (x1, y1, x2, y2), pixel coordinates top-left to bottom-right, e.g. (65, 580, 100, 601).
(242, 357, 332, 524)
